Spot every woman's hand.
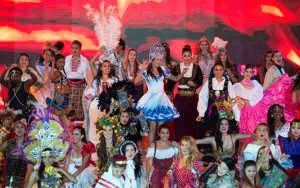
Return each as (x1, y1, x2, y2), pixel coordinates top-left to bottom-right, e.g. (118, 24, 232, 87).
(196, 115, 203, 122)
(33, 160, 41, 171)
(187, 80, 195, 87)
(141, 59, 150, 71)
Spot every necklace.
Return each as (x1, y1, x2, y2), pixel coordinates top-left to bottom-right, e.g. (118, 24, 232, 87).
(242, 79, 252, 86)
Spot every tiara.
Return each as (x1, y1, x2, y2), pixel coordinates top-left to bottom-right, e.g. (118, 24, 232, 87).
(149, 42, 165, 60)
(23, 109, 70, 163)
(199, 36, 209, 43)
(119, 140, 139, 155)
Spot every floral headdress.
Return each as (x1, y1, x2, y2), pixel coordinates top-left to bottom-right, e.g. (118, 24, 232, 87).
(209, 96, 236, 120)
(95, 115, 121, 135)
(237, 64, 258, 76)
(23, 109, 70, 163)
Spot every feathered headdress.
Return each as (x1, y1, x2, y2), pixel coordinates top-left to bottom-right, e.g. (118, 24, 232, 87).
(84, 1, 121, 50)
(23, 109, 70, 163)
(149, 42, 166, 61)
(211, 36, 228, 50)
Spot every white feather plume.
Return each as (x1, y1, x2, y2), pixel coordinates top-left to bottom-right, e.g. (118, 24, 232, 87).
(84, 2, 121, 49)
(211, 36, 228, 49)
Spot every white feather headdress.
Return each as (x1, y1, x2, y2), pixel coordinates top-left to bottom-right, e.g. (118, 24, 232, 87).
(84, 2, 122, 50)
(211, 36, 228, 51)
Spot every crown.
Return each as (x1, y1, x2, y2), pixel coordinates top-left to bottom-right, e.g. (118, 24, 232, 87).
(199, 36, 209, 43)
(23, 109, 70, 163)
(149, 42, 165, 60)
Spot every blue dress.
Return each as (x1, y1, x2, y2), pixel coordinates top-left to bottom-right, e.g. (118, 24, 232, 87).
(282, 137, 300, 168)
(136, 66, 179, 122)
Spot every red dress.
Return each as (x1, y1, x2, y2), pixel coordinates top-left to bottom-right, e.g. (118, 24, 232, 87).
(148, 142, 177, 188)
(164, 159, 201, 188)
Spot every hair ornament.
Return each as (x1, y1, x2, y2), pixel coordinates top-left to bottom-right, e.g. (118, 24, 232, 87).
(23, 108, 70, 163)
(237, 64, 258, 76)
(119, 140, 139, 156)
(95, 115, 121, 135)
(149, 42, 166, 61)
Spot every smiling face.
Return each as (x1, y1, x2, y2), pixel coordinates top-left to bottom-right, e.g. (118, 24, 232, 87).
(180, 140, 190, 156)
(125, 144, 136, 160)
(152, 56, 163, 68)
(272, 51, 283, 66)
(120, 112, 130, 125)
(42, 155, 55, 166)
(72, 128, 83, 144)
(213, 64, 225, 79)
(256, 125, 268, 140)
(158, 128, 170, 142)
(18, 55, 30, 69)
(245, 165, 256, 182)
(244, 67, 253, 80)
(200, 41, 209, 52)
(272, 106, 283, 121)
(217, 162, 229, 176)
(128, 50, 137, 62)
(43, 50, 53, 63)
(100, 61, 111, 75)
(103, 126, 113, 139)
(182, 51, 192, 64)
(219, 119, 229, 134)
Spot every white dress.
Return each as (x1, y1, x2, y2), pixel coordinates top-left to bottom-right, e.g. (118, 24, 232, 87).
(136, 66, 179, 122)
(66, 157, 96, 188)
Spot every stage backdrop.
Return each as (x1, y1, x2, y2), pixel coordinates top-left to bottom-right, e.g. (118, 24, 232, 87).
(0, 0, 300, 74)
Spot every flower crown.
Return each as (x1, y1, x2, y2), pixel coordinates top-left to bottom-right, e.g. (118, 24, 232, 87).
(95, 115, 121, 134)
(237, 64, 258, 76)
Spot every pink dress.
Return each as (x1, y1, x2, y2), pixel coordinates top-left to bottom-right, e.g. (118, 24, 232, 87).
(233, 74, 294, 134)
(164, 159, 201, 188)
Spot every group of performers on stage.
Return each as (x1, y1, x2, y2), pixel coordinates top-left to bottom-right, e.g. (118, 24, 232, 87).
(0, 36, 299, 188)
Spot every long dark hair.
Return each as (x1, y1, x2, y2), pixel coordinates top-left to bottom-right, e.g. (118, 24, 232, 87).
(162, 42, 174, 67)
(97, 131, 118, 167)
(94, 60, 118, 82)
(267, 104, 286, 139)
(146, 59, 165, 81)
(242, 160, 260, 188)
(73, 126, 87, 143)
(256, 146, 286, 179)
(120, 142, 142, 179)
(37, 148, 59, 188)
(214, 118, 231, 151)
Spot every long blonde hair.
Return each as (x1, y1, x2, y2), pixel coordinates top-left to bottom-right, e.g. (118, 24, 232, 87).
(179, 136, 201, 170)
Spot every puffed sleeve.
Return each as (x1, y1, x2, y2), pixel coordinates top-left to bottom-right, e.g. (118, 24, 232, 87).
(228, 81, 240, 121)
(82, 141, 96, 156)
(146, 148, 154, 158)
(197, 80, 209, 117)
(141, 70, 148, 80)
(161, 66, 171, 78)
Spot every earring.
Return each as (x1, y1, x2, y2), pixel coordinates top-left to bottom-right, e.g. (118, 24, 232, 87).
(271, 115, 273, 117)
